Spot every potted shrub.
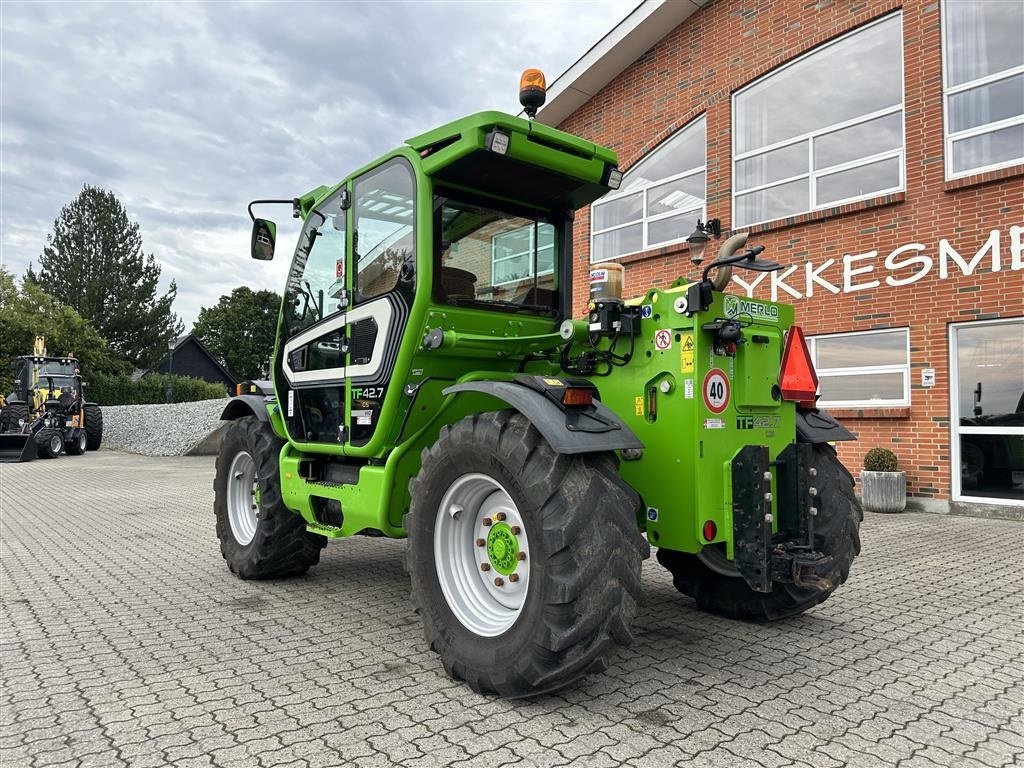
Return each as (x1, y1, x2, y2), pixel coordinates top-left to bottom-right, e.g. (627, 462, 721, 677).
(860, 447, 906, 513)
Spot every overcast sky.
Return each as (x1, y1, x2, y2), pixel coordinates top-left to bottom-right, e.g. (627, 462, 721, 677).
(1, 0, 634, 328)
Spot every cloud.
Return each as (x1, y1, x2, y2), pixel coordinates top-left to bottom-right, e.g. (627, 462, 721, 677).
(1, 0, 633, 328)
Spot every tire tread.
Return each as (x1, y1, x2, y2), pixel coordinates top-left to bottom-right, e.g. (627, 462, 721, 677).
(406, 410, 649, 697)
(214, 417, 326, 579)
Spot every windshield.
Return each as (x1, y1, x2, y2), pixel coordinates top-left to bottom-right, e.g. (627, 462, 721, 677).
(34, 361, 76, 390)
(283, 191, 346, 337)
(435, 195, 558, 314)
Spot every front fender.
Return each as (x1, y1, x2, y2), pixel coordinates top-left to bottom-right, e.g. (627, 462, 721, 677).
(221, 394, 270, 422)
(221, 394, 288, 442)
(443, 380, 643, 455)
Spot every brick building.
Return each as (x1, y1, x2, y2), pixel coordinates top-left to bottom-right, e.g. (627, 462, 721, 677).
(538, 0, 1023, 512)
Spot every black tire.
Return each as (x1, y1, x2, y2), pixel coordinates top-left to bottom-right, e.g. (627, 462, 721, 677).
(1, 403, 29, 432)
(214, 416, 326, 579)
(83, 404, 103, 450)
(35, 428, 64, 459)
(657, 442, 862, 622)
(65, 428, 87, 455)
(406, 410, 649, 697)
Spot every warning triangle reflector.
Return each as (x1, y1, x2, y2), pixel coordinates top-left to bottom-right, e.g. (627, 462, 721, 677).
(779, 326, 819, 401)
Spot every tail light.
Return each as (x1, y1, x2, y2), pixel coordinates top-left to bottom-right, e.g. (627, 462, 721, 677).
(561, 387, 594, 407)
(779, 326, 819, 404)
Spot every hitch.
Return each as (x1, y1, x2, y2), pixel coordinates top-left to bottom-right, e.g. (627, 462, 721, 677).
(771, 544, 833, 591)
(732, 443, 832, 593)
(731, 445, 773, 592)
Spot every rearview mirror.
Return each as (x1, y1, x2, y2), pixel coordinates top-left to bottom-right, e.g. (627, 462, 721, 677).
(251, 218, 277, 261)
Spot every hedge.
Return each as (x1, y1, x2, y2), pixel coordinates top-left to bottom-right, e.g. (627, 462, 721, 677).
(86, 372, 228, 406)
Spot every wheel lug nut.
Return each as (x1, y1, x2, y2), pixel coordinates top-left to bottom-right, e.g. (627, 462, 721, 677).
(494, 577, 504, 587)
(482, 517, 492, 527)
(481, 563, 491, 572)
(495, 512, 506, 521)
(509, 573, 520, 583)
(516, 552, 527, 561)
(475, 538, 486, 547)
(511, 526, 521, 535)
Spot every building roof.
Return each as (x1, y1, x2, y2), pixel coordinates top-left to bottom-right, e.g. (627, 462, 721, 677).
(157, 333, 237, 385)
(536, 0, 712, 127)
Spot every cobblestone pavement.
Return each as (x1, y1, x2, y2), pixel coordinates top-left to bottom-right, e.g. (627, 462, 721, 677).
(1, 451, 1022, 768)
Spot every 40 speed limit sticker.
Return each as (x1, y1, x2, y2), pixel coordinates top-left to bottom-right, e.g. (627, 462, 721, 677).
(702, 368, 730, 414)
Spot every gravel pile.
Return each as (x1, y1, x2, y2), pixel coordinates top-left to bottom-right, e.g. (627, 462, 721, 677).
(101, 398, 230, 456)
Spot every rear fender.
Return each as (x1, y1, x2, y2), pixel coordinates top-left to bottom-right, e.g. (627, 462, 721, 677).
(443, 380, 643, 455)
(796, 407, 856, 443)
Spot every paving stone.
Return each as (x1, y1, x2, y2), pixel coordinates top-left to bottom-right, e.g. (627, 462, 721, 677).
(1, 452, 1022, 768)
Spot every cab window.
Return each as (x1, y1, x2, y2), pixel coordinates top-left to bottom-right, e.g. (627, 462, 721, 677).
(435, 195, 558, 314)
(354, 159, 415, 303)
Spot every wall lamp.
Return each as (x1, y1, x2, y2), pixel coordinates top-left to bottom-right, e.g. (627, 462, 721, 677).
(686, 218, 722, 265)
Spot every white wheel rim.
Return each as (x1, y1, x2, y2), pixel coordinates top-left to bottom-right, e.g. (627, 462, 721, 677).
(50, 434, 62, 454)
(227, 451, 259, 545)
(78, 432, 86, 452)
(433, 473, 531, 637)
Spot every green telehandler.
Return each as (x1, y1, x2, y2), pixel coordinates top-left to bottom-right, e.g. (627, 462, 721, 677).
(214, 71, 861, 696)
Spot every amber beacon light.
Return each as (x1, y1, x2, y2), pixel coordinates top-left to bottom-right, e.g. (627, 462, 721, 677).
(519, 68, 547, 118)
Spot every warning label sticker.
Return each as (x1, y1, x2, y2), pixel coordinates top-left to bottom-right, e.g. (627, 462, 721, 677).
(634, 396, 644, 417)
(654, 329, 672, 350)
(683, 379, 694, 399)
(703, 368, 730, 414)
(680, 332, 694, 373)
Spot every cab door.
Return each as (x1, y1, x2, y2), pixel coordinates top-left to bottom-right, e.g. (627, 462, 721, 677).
(277, 188, 349, 444)
(344, 158, 417, 447)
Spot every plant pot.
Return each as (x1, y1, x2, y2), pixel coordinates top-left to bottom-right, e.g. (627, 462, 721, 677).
(860, 470, 906, 513)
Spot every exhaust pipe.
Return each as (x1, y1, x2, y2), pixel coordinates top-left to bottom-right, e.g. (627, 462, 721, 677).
(710, 232, 749, 291)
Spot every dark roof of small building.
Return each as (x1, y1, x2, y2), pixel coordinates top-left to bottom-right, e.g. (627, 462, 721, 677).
(155, 334, 237, 385)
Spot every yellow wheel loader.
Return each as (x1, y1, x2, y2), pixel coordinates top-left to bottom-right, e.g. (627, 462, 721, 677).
(0, 337, 103, 462)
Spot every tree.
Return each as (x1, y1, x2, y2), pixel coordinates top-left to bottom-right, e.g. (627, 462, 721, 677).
(26, 184, 183, 368)
(0, 268, 129, 394)
(192, 287, 282, 380)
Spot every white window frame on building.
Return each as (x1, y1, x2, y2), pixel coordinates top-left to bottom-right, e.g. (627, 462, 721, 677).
(808, 328, 911, 409)
(940, 0, 1024, 180)
(731, 13, 906, 228)
(589, 115, 706, 263)
(491, 225, 554, 286)
(948, 317, 1024, 507)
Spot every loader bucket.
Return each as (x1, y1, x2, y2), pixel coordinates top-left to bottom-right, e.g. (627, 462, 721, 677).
(0, 433, 37, 462)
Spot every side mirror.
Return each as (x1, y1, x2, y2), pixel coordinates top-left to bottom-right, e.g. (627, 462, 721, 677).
(251, 218, 277, 261)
